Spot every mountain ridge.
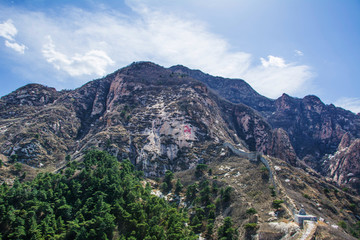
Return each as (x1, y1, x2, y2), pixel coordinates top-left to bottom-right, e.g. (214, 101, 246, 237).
(0, 61, 359, 191)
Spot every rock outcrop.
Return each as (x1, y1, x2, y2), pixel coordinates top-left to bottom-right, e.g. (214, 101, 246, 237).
(268, 128, 297, 165)
(323, 133, 360, 192)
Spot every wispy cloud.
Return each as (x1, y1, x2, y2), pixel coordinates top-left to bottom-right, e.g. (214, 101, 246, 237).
(244, 57, 312, 98)
(334, 97, 360, 114)
(42, 36, 114, 76)
(294, 49, 304, 56)
(0, 19, 27, 54)
(5, 40, 26, 54)
(0, 2, 313, 98)
(0, 19, 17, 40)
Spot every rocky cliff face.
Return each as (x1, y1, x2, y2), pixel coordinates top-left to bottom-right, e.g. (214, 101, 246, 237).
(268, 128, 297, 165)
(0, 62, 274, 177)
(322, 133, 360, 192)
(1, 62, 359, 189)
(171, 66, 360, 172)
(269, 94, 360, 171)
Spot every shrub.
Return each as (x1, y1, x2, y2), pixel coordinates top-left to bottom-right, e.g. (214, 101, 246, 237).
(246, 208, 257, 215)
(218, 217, 236, 240)
(195, 164, 208, 178)
(338, 220, 347, 230)
(244, 223, 258, 230)
(10, 154, 18, 162)
(272, 199, 284, 209)
(269, 186, 276, 197)
(303, 194, 311, 199)
(175, 179, 183, 194)
(14, 162, 22, 172)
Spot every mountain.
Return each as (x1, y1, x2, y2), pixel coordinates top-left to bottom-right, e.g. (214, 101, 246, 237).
(0, 61, 360, 239)
(0, 62, 273, 177)
(171, 65, 360, 178)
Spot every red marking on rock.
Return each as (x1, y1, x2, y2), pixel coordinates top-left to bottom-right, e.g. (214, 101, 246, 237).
(184, 125, 191, 134)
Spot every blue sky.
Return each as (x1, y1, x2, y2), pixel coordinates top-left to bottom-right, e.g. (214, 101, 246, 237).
(0, 0, 359, 113)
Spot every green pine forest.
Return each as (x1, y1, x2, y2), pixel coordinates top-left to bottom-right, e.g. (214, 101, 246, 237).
(0, 150, 237, 240)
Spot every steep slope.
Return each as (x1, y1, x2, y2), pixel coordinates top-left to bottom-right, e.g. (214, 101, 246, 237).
(170, 65, 360, 173)
(170, 65, 275, 115)
(0, 62, 274, 179)
(172, 145, 360, 239)
(270, 94, 360, 171)
(323, 133, 360, 192)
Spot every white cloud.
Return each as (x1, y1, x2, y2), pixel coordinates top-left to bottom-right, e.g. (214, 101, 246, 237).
(0, 19, 27, 54)
(295, 49, 304, 56)
(334, 97, 360, 114)
(5, 40, 26, 54)
(0, 19, 17, 41)
(42, 36, 114, 76)
(260, 55, 287, 68)
(0, 3, 313, 98)
(244, 59, 312, 98)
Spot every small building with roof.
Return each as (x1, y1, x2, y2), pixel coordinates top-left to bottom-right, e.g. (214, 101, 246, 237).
(294, 208, 317, 226)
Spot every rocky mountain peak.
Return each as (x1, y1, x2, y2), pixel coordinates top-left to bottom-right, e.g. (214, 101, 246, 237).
(1, 83, 58, 106)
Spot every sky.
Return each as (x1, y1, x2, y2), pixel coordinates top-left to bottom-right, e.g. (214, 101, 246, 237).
(0, 0, 359, 113)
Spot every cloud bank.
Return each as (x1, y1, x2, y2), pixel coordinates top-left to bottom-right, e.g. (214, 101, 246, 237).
(0, 2, 313, 98)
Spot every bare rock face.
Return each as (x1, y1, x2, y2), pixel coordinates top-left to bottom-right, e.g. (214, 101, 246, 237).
(323, 134, 360, 192)
(169, 65, 360, 173)
(269, 95, 360, 171)
(0, 62, 273, 177)
(338, 132, 352, 150)
(268, 128, 297, 165)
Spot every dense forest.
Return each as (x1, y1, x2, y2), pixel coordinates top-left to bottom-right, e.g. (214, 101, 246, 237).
(0, 150, 199, 240)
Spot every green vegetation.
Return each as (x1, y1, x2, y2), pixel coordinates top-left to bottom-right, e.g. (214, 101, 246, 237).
(303, 193, 311, 199)
(10, 154, 18, 162)
(175, 179, 183, 194)
(195, 164, 208, 178)
(269, 185, 276, 197)
(246, 208, 257, 215)
(0, 150, 196, 239)
(338, 220, 347, 230)
(260, 166, 269, 181)
(272, 199, 284, 210)
(14, 162, 22, 172)
(244, 222, 258, 230)
(218, 217, 237, 240)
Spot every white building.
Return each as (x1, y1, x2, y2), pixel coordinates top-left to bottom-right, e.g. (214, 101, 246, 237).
(294, 208, 317, 226)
